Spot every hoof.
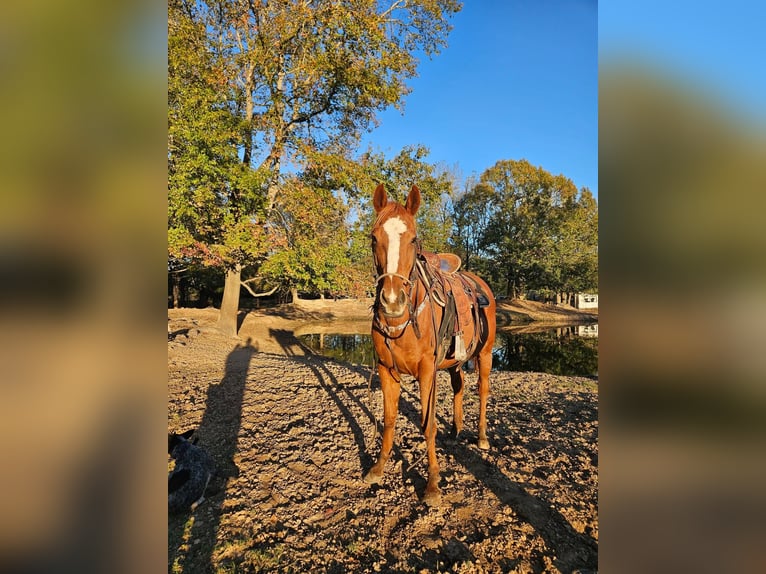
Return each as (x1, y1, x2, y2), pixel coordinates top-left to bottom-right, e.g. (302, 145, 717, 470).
(363, 470, 383, 485)
(449, 424, 462, 440)
(422, 488, 442, 507)
(478, 438, 490, 450)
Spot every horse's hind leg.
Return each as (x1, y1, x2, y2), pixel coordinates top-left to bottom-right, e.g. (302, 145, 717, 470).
(364, 366, 400, 484)
(448, 365, 464, 440)
(476, 345, 492, 450)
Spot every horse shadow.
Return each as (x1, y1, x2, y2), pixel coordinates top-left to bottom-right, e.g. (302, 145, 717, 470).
(168, 337, 258, 573)
(396, 383, 598, 572)
(264, 328, 430, 492)
(268, 329, 378, 472)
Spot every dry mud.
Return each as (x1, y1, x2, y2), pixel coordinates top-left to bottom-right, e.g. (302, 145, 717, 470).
(168, 309, 598, 573)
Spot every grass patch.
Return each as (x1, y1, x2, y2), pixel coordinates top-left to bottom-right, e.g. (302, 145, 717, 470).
(214, 541, 288, 573)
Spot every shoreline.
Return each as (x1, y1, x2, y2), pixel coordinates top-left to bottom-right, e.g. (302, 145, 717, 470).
(169, 298, 597, 356)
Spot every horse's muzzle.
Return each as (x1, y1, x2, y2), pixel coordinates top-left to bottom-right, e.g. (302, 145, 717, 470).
(380, 288, 407, 318)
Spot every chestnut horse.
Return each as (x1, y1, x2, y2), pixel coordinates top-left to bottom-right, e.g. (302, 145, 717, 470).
(364, 183, 496, 505)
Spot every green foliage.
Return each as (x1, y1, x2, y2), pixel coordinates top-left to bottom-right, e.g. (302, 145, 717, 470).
(450, 176, 495, 269)
(168, 1, 269, 268)
(260, 178, 363, 297)
(168, 0, 462, 306)
(451, 159, 598, 297)
(168, 2, 596, 305)
(328, 145, 459, 296)
(192, 0, 462, 174)
(357, 144, 456, 250)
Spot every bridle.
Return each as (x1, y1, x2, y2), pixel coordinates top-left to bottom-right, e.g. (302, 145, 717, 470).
(371, 230, 428, 338)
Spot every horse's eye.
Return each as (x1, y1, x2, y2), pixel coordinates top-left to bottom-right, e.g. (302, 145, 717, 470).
(411, 238, 418, 244)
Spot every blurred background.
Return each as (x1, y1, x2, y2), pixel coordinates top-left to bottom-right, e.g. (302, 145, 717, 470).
(0, 0, 166, 572)
(600, 1, 766, 571)
(1, 0, 764, 571)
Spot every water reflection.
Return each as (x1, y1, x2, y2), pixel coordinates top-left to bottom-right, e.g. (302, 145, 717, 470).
(298, 323, 598, 377)
(298, 333, 376, 368)
(492, 326, 598, 376)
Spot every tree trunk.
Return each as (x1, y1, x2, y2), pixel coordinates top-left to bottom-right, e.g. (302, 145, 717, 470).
(243, 63, 255, 166)
(217, 264, 242, 337)
(171, 273, 181, 308)
(290, 287, 299, 304)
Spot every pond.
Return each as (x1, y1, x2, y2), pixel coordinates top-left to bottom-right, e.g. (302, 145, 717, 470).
(297, 323, 598, 377)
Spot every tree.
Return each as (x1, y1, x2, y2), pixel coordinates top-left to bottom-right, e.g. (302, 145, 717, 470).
(170, 0, 462, 334)
(356, 144, 456, 245)
(556, 186, 598, 299)
(260, 177, 356, 301)
(450, 176, 495, 272)
(460, 159, 597, 299)
(169, 0, 270, 333)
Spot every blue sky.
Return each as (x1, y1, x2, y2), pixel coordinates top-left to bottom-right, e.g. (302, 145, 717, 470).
(360, 0, 598, 197)
(599, 0, 766, 125)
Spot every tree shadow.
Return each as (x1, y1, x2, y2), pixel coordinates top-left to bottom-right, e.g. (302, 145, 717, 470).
(406, 537, 476, 572)
(236, 310, 248, 332)
(267, 327, 308, 356)
(168, 337, 258, 574)
(397, 384, 598, 572)
(168, 328, 190, 341)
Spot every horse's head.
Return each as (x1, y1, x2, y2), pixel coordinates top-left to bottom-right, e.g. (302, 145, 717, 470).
(371, 183, 421, 318)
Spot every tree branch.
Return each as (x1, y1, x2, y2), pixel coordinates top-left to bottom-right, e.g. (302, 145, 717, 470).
(240, 281, 279, 298)
(382, 0, 407, 19)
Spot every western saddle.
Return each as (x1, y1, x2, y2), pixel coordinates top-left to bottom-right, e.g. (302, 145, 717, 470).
(415, 251, 491, 365)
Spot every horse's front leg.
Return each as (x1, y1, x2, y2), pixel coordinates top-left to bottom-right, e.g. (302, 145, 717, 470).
(364, 365, 400, 484)
(418, 362, 441, 505)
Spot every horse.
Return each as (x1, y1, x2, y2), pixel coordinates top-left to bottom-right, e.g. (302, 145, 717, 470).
(363, 183, 497, 505)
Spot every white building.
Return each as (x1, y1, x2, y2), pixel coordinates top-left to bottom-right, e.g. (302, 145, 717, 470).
(575, 293, 598, 309)
(577, 323, 599, 337)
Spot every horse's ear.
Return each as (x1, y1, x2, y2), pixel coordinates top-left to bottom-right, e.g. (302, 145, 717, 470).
(373, 183, 387, 213)
(405, 184, 421, 215)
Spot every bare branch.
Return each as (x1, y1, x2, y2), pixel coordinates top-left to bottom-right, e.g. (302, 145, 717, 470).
(240, 282, 279, 298)
(381, 0, 407, 19)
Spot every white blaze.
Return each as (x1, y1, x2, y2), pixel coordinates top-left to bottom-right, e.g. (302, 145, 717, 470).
(383, 216, 407, 274)
(382, 216, 408, 304)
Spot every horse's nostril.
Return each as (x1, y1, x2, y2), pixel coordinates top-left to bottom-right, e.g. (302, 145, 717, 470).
(398, 290, 406, 305)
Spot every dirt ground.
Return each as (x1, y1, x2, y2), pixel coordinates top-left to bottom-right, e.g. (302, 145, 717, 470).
(168, 301, 598, 573)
